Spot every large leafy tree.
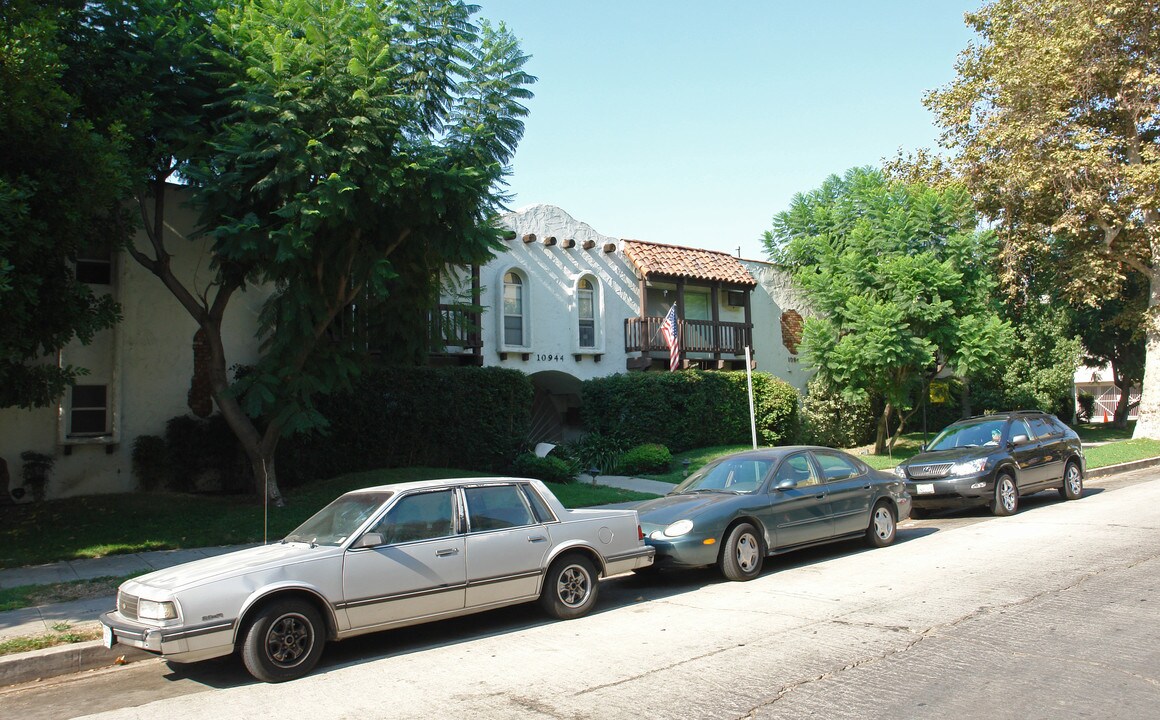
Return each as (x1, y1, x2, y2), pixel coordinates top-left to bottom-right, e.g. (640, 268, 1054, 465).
(0, 0, 124, 408)
(925, 0, 1160, 437)
(1071, 269, 1147, 426)
(124, 0, 533, 502)
(763, 168, 1013, 454)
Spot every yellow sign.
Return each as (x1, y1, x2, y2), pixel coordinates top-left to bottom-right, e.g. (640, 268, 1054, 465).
(929, 381, 950, 405)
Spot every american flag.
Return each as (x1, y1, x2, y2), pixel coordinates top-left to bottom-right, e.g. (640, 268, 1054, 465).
(660, 303, 680, 371)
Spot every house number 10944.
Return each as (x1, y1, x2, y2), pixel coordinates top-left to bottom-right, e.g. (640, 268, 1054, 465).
(536, 354, 565, 362)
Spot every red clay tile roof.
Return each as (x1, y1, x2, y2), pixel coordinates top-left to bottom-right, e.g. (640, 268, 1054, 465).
(622, 240, 757, 287)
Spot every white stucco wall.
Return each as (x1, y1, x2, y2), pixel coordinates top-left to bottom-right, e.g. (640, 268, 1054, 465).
(488, 205, 640, 381)
(743, 260, 814, 393)
(0, 187, 267, 499)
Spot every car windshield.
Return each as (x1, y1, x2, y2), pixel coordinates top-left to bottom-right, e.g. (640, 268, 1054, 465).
(673, 457, 773, 495)
(284, 491, 393, 546)
(927, 419, 1006, 451)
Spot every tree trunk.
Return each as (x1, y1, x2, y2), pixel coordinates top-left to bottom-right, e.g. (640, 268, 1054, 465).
(874, 402, 892, 455)
(1133, 268, 1160, 439)
(127, 185, 286, 503)
(247, 447, 284, 507)
(1111, 358, 1134, 429)
(959, 377, 972, 419)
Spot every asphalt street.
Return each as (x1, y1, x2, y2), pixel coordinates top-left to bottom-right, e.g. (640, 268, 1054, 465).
(2, 467, 1158, 719)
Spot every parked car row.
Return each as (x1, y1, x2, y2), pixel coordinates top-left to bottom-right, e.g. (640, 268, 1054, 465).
(101, 417, 1083, 683)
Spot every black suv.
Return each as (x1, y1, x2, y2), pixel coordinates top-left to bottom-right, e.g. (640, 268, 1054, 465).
(893, 411, 1085, 517)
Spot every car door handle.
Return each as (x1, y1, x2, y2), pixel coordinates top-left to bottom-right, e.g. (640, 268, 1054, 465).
(814, 493, 825, 500)
(528, 535, 548, 543)
(435, 548, 459, 557)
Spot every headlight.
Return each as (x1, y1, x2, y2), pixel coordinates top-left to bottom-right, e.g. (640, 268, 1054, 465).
(949, 458, 988, 476)
(892, 466, 906, 478)
(661, 519, 694, 538)
(138, 599, 178, 621)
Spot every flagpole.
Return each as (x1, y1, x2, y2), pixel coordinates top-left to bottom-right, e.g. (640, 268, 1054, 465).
(745, 346, 757, 449)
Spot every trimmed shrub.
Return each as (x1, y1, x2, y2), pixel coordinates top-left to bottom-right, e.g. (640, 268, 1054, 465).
(800, 377, 875, 448)
(1076, 391, 1095, 423)
(580, 370, 800, 452)
(614, 443, 672, 475)
(159, 415, 249, 494)
(278, 366, 533, 485)
(131, 435, 171, 491)
(511, 452, 574, 484)
(19, 451, 53, 502)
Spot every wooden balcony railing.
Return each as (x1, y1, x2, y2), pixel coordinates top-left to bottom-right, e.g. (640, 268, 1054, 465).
(429, 304, 482, 351)
(624, 316, 752, 355)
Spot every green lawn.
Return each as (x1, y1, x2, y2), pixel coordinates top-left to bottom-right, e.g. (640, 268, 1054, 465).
(0, 467, 655, 570)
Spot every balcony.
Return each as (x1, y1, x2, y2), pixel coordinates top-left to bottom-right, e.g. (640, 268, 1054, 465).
(428, 304, 482, 364)
(624, 316, 752, 357)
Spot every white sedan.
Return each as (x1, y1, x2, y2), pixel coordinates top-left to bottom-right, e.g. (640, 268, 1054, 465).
(100, 477, 654, 682)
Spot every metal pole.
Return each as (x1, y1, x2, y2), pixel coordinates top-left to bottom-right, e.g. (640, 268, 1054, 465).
(745, 346, 757, 449)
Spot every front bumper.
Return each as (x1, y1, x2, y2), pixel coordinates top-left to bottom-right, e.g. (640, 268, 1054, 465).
(644, 534, 721, 569)
(905, 472, 994, 509)
(100, 611, 236, 664)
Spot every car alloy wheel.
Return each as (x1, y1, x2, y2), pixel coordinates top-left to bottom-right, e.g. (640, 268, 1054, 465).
(992, 473, 1018, 516)
(540, 553, 599, 620)
(241, 599, 325, 683)
(556, 563, 593, 608)
(1060, 462, 1083, 500)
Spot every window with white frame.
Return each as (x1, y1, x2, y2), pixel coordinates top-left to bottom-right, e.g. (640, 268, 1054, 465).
(577, 277, 596, 348)
(69, 384, 109, 436)
(75, 240, 112, 285)
(502, 271, 527, 347)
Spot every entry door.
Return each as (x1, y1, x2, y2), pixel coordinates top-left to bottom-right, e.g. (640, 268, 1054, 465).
(462, 485, 552, 608)
(768, 452, 833, 549)
(342, 489, 465, 630)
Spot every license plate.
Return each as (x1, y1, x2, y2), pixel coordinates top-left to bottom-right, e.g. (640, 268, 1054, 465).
(916, 483, 934, 495)
(102, 624, 116, 649)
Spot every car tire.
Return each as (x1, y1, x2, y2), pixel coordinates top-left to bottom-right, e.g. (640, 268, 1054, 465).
(241, 599, 325, 683)
(991, 472, 1018, 516)
(719, 522, 764, 582)
(1058, 461, 1083, 500)
(865, 501, 896, 548)
(540, 553, 599, 620)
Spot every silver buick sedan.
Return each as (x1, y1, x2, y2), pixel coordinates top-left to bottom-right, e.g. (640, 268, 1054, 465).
(100, 477, 654, 682)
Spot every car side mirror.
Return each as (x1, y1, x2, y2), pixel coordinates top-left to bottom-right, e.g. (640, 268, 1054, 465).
(774, 478, 797, 491)
(1011, 434, 1029, 446)
(352, 532, 384, 549)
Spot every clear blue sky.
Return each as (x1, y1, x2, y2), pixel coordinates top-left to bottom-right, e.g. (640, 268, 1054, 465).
(477, 1, 981, 260)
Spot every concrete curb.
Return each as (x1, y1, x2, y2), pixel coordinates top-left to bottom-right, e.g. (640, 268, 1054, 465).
(1085, 456, 1160, 479)
(0, 640, 154, 687)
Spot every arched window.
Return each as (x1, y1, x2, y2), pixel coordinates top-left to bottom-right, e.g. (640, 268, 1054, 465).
(503, 271, 526, 347)
(578, 278, 596, 348)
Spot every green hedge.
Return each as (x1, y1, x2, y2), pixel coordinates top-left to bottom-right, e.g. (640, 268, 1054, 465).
(279, 366, 533, 485)
(580, 370, 800, 453)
